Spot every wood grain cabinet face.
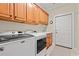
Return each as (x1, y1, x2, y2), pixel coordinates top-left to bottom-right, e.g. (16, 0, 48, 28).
(46, 33, 52, 49)
(39, 9, 43, 24)
(0, 3, 48, 25)
(27, 3, 34, 24)
(0, 3, 13, 20)
(27, 3, 48, 25)
(33, 4, 40, 24)
(39, 8, 48, 25)
(43, 13, 48, 25)
(14, 3, 26, 23)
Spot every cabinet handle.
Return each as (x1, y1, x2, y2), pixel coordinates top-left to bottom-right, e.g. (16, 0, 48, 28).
(9, 15, 12, 17)
(20, 40, 25, 43)
(0, 47, 4, 51)
(15, 16, 16, 18)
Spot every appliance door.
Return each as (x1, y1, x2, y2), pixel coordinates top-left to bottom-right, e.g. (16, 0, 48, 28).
(37, 38, 46, 54)
(0, 37, 36, 56)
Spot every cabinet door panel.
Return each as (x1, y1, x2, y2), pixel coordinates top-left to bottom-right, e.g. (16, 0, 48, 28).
(40, 11, 48, 25)
(39, 9, 44, 24)
(43, 13, 48, 25)
(38, 6, 48, 25)
(14, 3, 26, 23)
(33, 4, 40, 24)
(27, 3, 34, 24)
(0, 3, 12, 19)
(46, 33, 52, 48)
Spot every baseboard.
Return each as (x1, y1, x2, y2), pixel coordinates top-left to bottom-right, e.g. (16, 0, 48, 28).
(56, 44, 72, 49)
(71, 48, 79, 56)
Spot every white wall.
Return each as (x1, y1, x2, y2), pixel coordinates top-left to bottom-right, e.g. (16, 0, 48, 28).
(0, 20, 47, 32)
(76, 4, 79, 50)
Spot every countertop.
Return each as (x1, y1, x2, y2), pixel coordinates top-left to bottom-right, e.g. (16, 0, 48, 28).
(0, 32, 52, 45)
(0, 34, 34, 45)
(25, 32, 52, 36)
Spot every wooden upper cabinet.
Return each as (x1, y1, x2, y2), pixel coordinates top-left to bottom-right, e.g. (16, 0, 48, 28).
(14, 3, 26, 23)
(39, 6, 48, 25)
(0, 3, 13, 20)
(43, 13, 48, 25)
(26, 3, 48, 25)
(33, 4, 40, 24)
(39, 9, 44, 24)
(27, 3, 34, 24)
(0, 3, 48, 25)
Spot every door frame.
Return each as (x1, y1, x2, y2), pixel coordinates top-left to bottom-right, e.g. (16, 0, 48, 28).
(53, 12, 75, 48)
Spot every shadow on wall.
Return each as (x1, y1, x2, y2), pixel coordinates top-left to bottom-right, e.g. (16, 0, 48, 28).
(0, 20, 47, 32)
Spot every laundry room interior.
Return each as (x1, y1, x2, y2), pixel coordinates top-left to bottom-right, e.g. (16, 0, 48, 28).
(0, 3, 79, 56)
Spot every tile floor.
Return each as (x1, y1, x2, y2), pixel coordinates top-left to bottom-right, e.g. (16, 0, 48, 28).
(50, 46, 76, 56)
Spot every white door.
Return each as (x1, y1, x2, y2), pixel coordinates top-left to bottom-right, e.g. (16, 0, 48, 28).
(55, 14, 72, 48)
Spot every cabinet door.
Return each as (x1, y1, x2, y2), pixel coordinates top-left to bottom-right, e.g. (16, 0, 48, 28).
(49, 33, 52, 45)
(39, 9, 44, 24)
(14, 3, 26, 23)
(27, 3, 34, 24)
(0, 3, 13, 20)
(40, 11, 48, 25)
(46, 33, 52, 48)
(39, 7, 48, 25)
(43, 13, 48, 25)
(33, 4, 40, 24)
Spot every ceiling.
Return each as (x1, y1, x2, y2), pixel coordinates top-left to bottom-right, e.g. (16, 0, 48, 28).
(37, 3, 55, 10)
(37, 3, 54, 12)
(37, 3, 66, 13)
